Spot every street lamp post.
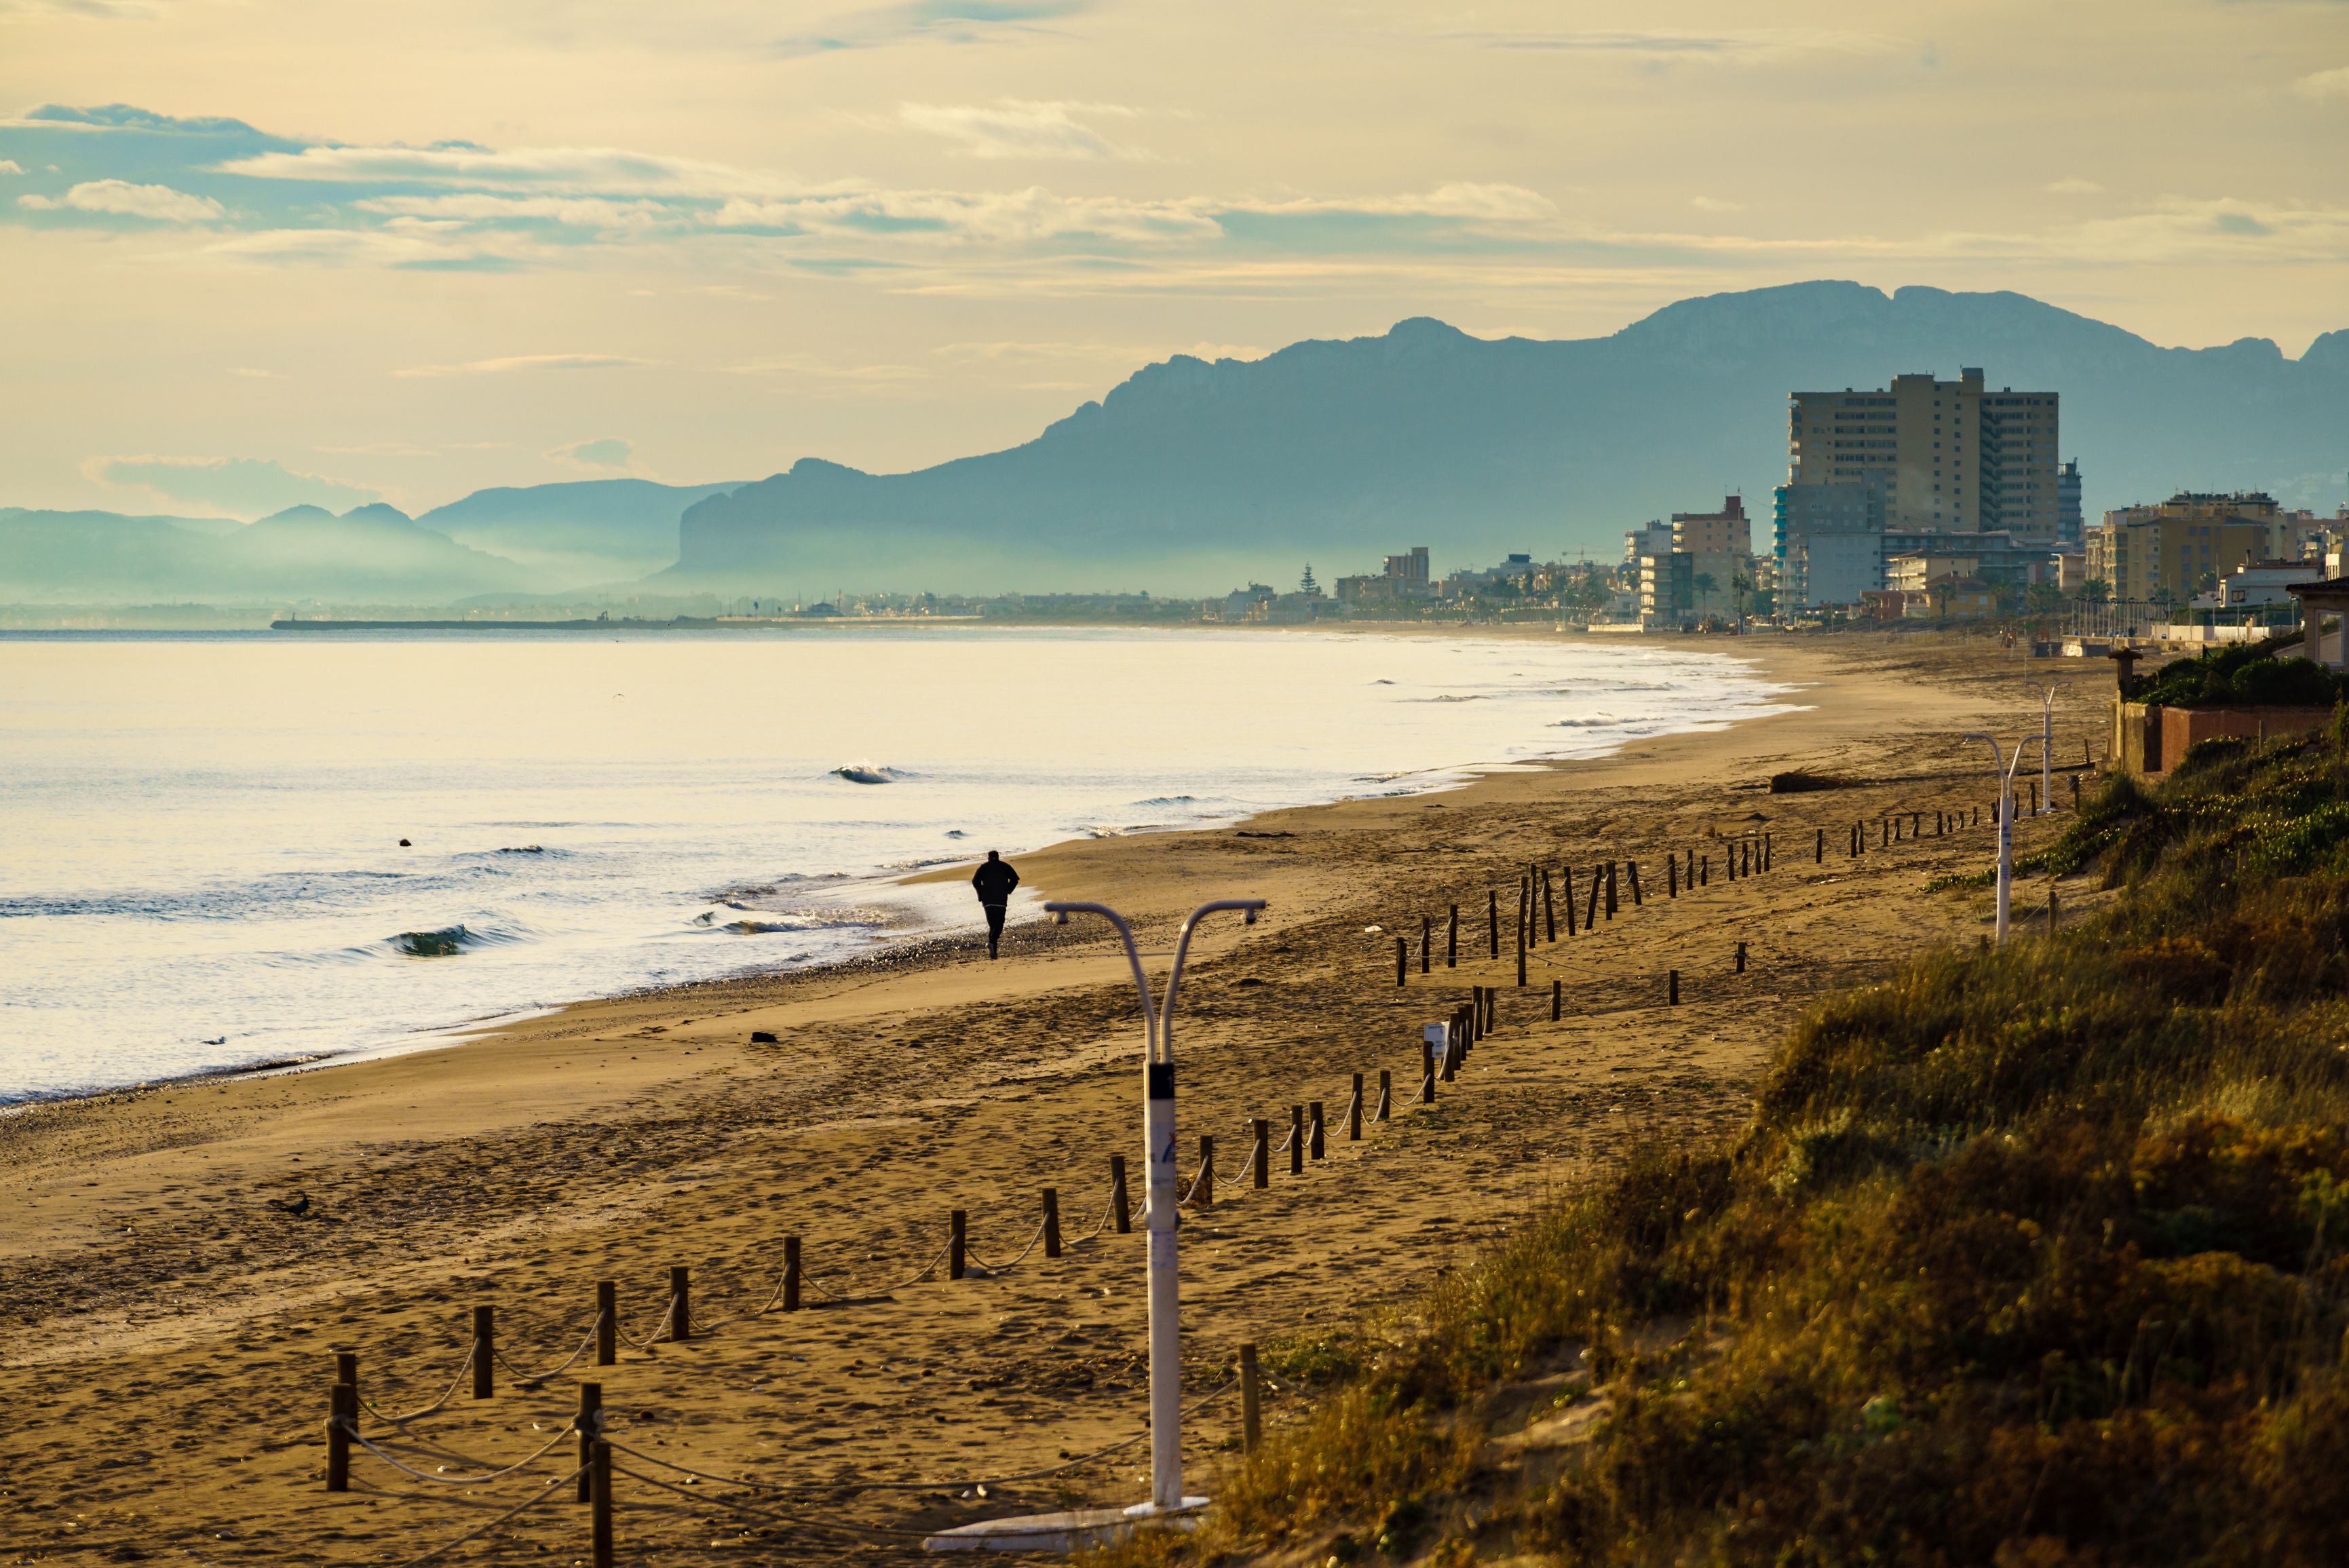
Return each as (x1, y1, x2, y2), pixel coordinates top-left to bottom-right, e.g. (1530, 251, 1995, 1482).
(2025, 681, 2066, 814)
(1046, 896, 1265, 1520)
(1960, 732, 2046, 943)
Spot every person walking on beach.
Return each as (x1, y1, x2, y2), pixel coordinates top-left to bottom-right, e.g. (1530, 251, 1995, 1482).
(971, 850, 1020, 959)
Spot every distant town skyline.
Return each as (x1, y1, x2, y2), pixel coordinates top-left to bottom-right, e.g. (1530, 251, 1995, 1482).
(3, 0, 2344, 516)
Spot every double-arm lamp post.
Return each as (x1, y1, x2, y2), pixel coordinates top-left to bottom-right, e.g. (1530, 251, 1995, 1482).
(1045, 896, 1265, 1520)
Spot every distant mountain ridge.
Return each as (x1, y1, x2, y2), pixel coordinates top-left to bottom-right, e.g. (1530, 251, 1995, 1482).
(0, 478, 743, 604)
(419, 479, 744, 583)
(670, 282, 2349, 594)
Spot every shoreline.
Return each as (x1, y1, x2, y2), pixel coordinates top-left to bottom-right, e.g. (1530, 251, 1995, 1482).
(0, 630, 2116, 1564)
(1, 625, 1803, 1111)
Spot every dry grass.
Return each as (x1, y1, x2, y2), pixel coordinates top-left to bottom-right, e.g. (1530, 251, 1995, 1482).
(1095, 711, 2349, 1567)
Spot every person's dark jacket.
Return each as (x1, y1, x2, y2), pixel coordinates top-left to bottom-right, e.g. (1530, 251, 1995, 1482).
(972, 858, 1020, 906)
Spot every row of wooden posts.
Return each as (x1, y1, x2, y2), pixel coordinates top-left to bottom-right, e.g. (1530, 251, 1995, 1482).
(319, 999, 1503, 1556)
(321, 1018, 1504, 1480)
(328, 1338, 1282, 1568)
(1395, 834, 1776, 989)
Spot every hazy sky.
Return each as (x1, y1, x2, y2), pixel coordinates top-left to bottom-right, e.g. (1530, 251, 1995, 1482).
(3, 0, 2344, 517)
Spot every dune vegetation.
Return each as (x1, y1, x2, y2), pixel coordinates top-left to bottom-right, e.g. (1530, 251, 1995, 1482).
(1107, 714, 2349, 1567)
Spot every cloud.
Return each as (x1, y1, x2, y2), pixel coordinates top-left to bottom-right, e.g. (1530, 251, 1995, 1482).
(1690, 195, 1746, 212)
(1432, 28, 1903, 62)
(548, 436, 636, 471)
(17, 176, 223, 222)
(774, 0, 1091, 56)
(2, 102, 1564, 280)
(898, 100, 1143, 160)
(2297, 66, 2349, 100)
(2046, 177, 2103, 195)
(396, 353, 654, 377)
(88, 455, 379, 518)
(721, 354, 929, 381)
(0, 160, 21, 175)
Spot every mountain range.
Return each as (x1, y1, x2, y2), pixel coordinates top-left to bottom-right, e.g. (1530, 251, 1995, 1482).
(5, 281, 2345, 607)
(668, 282, 2349, 594)
(0, 483, 733, 605)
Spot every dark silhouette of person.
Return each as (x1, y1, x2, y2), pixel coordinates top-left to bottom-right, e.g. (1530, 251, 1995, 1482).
(970, 850, 1020, 959)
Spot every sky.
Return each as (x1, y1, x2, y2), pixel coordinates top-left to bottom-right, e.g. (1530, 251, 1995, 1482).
(1, 0, 2344, 518)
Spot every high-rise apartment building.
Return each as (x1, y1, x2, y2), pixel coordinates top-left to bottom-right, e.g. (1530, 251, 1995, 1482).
(2057, 461, 2083, 548)
(1787, 368, 2060, 544)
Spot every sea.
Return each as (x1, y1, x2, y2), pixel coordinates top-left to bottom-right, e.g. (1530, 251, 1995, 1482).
(0, 627, 1797, 1103)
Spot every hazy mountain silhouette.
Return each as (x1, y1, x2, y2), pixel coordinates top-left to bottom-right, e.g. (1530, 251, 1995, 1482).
(419, 478, 744, 585)
(669, 281, 2349, 594)
(0, 502, 532, 603)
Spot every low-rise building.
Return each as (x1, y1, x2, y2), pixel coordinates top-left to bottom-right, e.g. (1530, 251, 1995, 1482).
(2086, 492, 2283, 602)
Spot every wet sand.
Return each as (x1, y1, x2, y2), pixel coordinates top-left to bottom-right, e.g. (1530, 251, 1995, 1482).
(0, 631, 2111, 1565)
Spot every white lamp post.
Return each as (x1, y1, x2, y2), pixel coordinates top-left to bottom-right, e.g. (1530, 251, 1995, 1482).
(2025, 681, 2066, 814)
(1961, 732, 2047, 944)
(1046, 896, 1265, 1521)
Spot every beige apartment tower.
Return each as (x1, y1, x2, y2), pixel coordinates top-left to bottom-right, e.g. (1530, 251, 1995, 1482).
(1788, 368, 2059, 544)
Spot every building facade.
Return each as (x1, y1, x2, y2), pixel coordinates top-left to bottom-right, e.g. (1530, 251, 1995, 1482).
(1774, 476, 1887, 609)
(1671, 495, 1750, 556)
(2057, 460, 2083, 548)
(2086, 493, 2283, 602)
(1787, 368, 2061, 543)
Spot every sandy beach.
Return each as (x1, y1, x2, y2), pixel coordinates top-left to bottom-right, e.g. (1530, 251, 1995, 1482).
(0, 630, 2113, 1565)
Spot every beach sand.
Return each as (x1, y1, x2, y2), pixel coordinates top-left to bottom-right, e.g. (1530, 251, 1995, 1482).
(0, 632, 2113, 1564)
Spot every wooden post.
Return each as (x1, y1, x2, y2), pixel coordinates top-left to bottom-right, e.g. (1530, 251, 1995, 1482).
(1605, 862, 1619, 919)
(1764, 834, 1772, 871)
(1516, 895, 1527, 987)
(1253, 1119, 1272, 1187)
(1376, 1069, 1392, 1122)
(325, 1380, 354, 1493)
(1668, 855, 1679, 897)
(1239, 1343, 1262, 1453)
(1911, 812, 1920, 839)
(1447, 904, 1458, 968)
(1816, 826, 1825, 862)
(1044, 1189, 1064, 1254)
(1420, 915, 1432, 974)
(590, 1436, 615, 1568)
(1395, 936, 1406, 987)
(2070, 774, 2080, 809)
(1563, 868, 1578, 935)
(1440, 1022, 1459, 1083)
(1349, 1073, 1364, 1141)
(1111, 1155, 1132, 1233)
(1289, 1105, 1305, 1174)
(2048, 888, 2059, 934)
(949, 1210, 968, 1280)
(1488, 888, 1500, 957)
(1585, 868, 1601, 928)
(1700, 854, 1709, 887)
(1668, 970, 1680, 1006)
(1309, 1103, 1325, 1160)
(1196, 1140, 1215, 1208)
(1628, 861, 1643, 904)
(1551, 977, 1562, 1020)
(1736, 940, 1748, 974)
(1542, 868, 1557, 941)
(1420, 1036, 1437, 1103)
(575, 1382, 601, 1504)
(782, 1241, 801, 1313)
(1725, 839, 1736, 881)
(473, 1305, 494, 1398)
(596, 1280, 617, 1362)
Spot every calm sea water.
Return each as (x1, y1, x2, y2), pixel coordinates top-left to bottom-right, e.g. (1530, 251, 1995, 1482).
(0, 628, 1794, 1101)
